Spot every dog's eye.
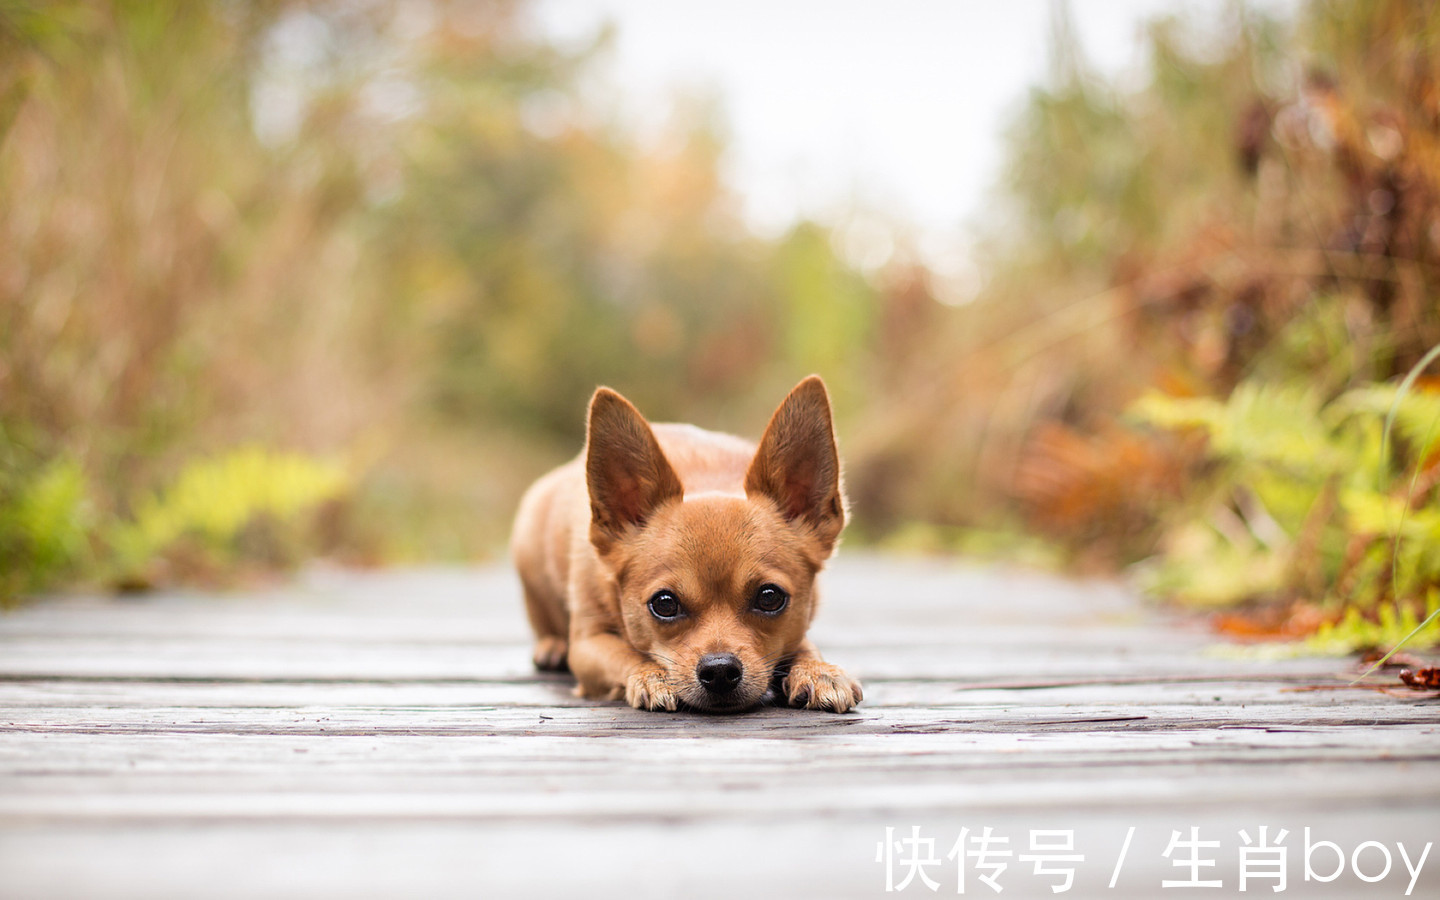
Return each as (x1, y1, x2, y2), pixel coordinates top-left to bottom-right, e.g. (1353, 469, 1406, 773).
(648, 591, 682, 620)
(752, 584, 788, 614)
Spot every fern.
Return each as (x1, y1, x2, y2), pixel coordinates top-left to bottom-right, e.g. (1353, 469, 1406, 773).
(1306, 593, 1440, 656)
(1132, 384, 1339, 476)
(1129, 366, 1440, 651)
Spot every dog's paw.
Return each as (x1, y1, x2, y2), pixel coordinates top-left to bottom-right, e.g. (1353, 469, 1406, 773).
(532, 636, 569, 672)
(625, 665, 680, 712)
(785, 659, 863, 713)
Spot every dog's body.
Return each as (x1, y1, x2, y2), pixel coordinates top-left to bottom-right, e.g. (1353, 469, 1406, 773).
(510, 376, 861, 713)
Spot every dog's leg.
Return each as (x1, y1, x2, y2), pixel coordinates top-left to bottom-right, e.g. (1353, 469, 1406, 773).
(518, 575, 569, 672)
(783, 638, 863, 712)
(568, 632, 679, 711)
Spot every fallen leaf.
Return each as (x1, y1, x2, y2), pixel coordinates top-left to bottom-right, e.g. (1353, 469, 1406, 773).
(1398, 667, 1440, 690)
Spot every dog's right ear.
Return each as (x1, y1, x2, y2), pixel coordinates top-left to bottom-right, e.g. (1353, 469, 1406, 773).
(586, 387, 683, 553)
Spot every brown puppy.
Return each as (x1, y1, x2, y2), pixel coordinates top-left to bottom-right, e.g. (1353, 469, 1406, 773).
(510, 376, 862, 713)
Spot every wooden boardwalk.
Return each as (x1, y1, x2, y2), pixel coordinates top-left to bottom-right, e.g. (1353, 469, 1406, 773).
(1, 556, 1436, 899)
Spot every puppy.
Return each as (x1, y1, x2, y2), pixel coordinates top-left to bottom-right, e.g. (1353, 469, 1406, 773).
(510, 376, 862, 713)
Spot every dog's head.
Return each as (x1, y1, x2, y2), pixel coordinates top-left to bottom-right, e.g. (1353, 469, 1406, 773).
(585, 376, 845, 712)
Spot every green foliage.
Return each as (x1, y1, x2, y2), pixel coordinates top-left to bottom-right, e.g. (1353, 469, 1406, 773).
(5, 0, 1437, 630)
(912, 0, 1440, 656)
(0, 0, 887, 594)
(350, 10, 883, 441)
(1304, 593, 1440, 655)
(1132, 384, 1342, 477)
(0, 453, 93, 601)
(1, 441, 350, 600)
(1003, 7, 1287, 265)
(107, 448, 349, 582)
(1131, 358, 1440, 648)
(1131, 520, 1288, 609)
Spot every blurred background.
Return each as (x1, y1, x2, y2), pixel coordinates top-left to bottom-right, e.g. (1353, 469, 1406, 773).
(1, 0, 1437, 653)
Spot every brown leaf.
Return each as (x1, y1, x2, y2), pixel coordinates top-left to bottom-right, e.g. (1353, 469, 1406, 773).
(1398, 667, 1440, 690)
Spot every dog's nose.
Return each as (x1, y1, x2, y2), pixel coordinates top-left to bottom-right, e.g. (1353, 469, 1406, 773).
(696, 653, 744, 695)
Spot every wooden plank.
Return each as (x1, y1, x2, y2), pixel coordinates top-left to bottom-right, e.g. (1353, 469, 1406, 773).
(4, 728, 1438, 782)
(4, 700, 1439, 736)
(1, 558, 1437, 900)
(0, 676, 1406, 709)
(0, 638, 1353, 682)
(0, 810, 1435, 899)
(4, 759, 1440, 819)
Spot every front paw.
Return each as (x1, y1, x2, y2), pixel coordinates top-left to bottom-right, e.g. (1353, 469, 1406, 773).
(625, 665, 680, 712)
(785, 659, 862, 712)
(532, 636, 568, 672)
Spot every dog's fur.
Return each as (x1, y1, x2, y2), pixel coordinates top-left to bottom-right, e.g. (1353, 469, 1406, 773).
(510, 376, 862, 713)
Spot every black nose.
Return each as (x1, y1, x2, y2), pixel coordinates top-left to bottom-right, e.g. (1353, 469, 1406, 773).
(696, 653, 743, 695)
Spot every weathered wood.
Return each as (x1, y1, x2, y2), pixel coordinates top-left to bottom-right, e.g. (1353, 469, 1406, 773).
(0, 677, 1408, 709)
(1, 556, 1436, 899)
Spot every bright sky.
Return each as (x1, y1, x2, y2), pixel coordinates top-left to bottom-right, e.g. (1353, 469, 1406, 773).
(528, 1, 1293, 296)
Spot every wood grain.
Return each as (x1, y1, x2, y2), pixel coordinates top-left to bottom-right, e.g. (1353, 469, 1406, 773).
(1, 556, 1436, 899)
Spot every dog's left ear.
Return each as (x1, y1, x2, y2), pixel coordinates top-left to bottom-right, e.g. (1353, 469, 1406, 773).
(745, 375, 846, 553)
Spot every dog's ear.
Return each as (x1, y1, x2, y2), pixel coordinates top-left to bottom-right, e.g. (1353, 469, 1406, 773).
(745, 375, 845, 553)
(586, 387, 683, 552)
